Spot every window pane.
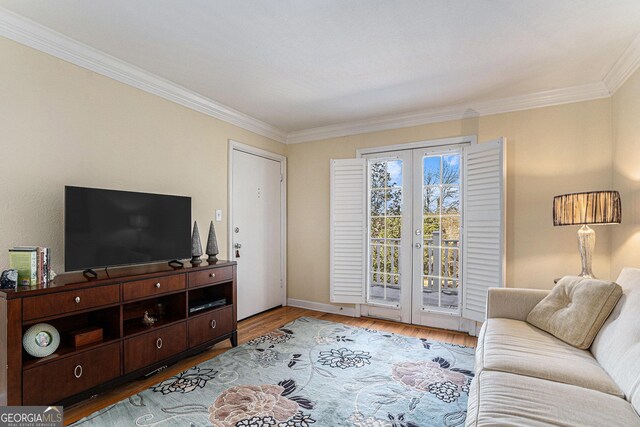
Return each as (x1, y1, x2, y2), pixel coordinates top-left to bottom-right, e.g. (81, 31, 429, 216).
(370, 244, 383, 273)
(371, 190, 385, 216)
(387, 160, 402, 187)
(442, 279, 459, 309)
(442, 186, 459, 214)
(386, 189, 402, 215)
(441, 216, 460, 240)
(423, 187, 440, 215)
(371, 162, 386, 189)
(442, 154, 460, 184)
(423, 277, 439, 307)
(385, 245, 399, 274)
(423, 156, 441, 185)
(423, 243, 437, 276)
(441, 247, 459, 279)
(385, 217, 401, 239)
(370, 218, 384, 238)
(423, 216, 440, 239)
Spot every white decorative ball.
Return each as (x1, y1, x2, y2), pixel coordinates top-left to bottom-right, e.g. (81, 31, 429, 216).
(23, 323, 60, 358)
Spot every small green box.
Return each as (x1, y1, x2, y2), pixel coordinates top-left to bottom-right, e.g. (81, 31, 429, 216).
(9, 250, 37, 286)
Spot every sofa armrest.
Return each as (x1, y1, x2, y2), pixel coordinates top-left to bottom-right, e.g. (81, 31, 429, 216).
(486, 288, 550, 321)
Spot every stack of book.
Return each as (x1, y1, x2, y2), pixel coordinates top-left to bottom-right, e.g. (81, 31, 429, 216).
(9, 247, 51, 287)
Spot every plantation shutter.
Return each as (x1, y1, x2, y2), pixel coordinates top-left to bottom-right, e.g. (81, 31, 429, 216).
(462, 138, 506, 322)
(330, 159, 367, 304)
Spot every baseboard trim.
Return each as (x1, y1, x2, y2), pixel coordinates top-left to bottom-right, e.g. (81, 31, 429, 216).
(287, 298, 356, 317)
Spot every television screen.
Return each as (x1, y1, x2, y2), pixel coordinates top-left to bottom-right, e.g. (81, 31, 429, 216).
(65, 186, 191, 272)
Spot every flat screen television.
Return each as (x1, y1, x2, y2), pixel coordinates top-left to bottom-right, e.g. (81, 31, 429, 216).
(64, 186, 191, 272)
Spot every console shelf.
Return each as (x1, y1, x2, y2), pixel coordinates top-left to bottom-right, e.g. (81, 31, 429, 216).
(0, 260, 237, 406)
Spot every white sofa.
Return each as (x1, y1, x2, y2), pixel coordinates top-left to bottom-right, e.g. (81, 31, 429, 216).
(466, 267, 640, 426)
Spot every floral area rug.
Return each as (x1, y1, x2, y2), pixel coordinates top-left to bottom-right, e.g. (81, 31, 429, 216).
(72, 317, 475, 427)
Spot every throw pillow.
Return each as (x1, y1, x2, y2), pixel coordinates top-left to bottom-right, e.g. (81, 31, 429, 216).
(526, 276, 622, 349)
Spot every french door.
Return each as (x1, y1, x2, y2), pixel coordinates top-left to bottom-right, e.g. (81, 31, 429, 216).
(330, 137, 504, 332)
(363, 145, 465, 329)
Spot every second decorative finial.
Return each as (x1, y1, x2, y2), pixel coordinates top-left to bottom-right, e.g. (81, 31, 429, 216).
(206, 221, 219, 263)
(191, 221, 203, 265)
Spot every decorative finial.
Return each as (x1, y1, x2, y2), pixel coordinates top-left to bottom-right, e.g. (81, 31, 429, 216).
(206, 221, 219, 262)
(191, 221, 203, 265)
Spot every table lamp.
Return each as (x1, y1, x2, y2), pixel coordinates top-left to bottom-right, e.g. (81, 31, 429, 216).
(553, 191, 621, 278)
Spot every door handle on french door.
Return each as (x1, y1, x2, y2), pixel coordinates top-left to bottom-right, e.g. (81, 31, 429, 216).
(415, 242, 422, 249)
(234, 243, 242, 258)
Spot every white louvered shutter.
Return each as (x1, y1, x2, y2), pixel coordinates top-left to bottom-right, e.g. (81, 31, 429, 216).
(462, 139, 506, 322)
(330, 159, 367, 304)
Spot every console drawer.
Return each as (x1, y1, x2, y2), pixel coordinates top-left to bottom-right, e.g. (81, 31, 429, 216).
(188, 305, 234, 347)
(189, 266, 233, 288)
(123, 273, 186, 301)
(23, 284, 120, 321)
(23, 342, 120, 405)
(124, 322, 186, 374)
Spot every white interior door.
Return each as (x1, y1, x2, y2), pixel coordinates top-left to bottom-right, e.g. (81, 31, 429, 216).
(362, 151, 413, 323)
(411, 146, 464, 330)
(231, 149, 283, 320)
(361, 145, 467, 330)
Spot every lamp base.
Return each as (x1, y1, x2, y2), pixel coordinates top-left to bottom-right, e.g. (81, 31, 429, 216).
(577, 224, 596, 279)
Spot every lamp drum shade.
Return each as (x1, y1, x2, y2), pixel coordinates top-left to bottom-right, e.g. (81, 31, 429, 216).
(553, 191, 621, 226)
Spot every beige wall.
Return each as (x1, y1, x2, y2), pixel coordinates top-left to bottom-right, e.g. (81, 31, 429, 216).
(0, 37, 285, 274)
(611, 68, 640, 277)
(1, 34, 627, 308)
(288, 99, 614, 304)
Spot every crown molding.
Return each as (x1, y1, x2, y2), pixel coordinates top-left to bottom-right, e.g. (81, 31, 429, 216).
(286, 82, 610, 144)
(604, 33, 640, 95)
(0, 7, 287, 143)
(0, 7, 629, 146)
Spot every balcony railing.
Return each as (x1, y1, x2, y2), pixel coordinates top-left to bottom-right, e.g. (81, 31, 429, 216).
(369, 231, 459, 307)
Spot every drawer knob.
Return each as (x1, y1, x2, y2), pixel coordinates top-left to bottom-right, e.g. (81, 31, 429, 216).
(156, 338, 163, 349)
(155, 282, 161, 289)
(210, 319, 217, 329)
(210, 273, 216, 278)
(74, 365, 83, 378)
(74, 296, 81, 304)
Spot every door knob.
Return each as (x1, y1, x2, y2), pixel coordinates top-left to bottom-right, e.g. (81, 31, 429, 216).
(234, 243, 242, 249)
(415, 242, 422, 249)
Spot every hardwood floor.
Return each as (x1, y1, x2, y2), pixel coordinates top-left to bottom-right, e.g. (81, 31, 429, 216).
(64, 306, 477, 424)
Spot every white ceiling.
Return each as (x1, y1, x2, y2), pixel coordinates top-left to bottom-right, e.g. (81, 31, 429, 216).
(1, 1, 640, 139)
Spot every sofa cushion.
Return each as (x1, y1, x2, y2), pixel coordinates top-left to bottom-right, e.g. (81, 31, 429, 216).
(591, 267, 640, 413)
(476, 318, 623, 397)
(526, 276, 622, 349)
(466, 370, 640, 427)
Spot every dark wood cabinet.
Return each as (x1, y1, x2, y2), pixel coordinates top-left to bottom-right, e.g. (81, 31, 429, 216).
(23, 284, 120, 321)
(123, 274, 186, 301)
(124, 322, 187, 373)
(23, 342, 121, 405)
(0, 261, 237, 406)
(188, 305, 234, 347)
(188, 265, 234, 288)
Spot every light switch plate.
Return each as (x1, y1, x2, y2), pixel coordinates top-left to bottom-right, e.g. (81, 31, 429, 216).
(215, 209, 222, 222)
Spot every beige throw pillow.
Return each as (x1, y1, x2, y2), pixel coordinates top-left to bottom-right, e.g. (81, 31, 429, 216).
(526, 276, 622, 349)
